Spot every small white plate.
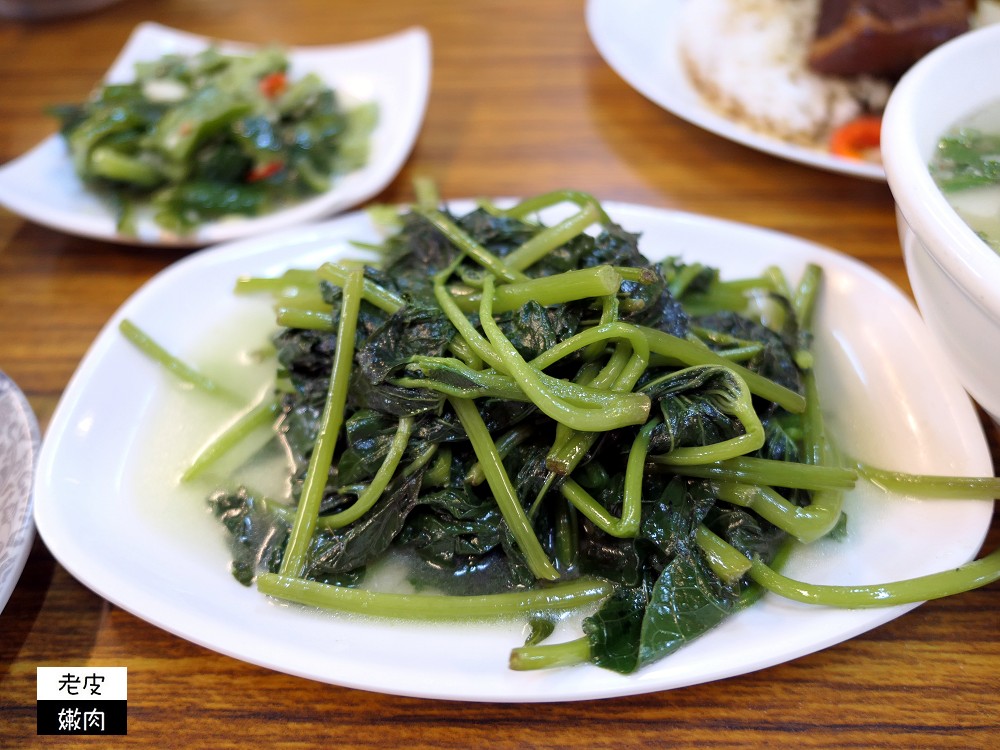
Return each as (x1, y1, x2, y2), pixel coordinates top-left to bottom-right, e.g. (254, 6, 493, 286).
(0, 371, 40, 614)
(586, 0, 885, 181)
(0, 22, 431, 247)
(33, 201, 992, 701)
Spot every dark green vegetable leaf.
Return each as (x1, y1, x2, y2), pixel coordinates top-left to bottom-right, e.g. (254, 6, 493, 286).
(636, 543, 740, 669)
(208, 487, 289, 586)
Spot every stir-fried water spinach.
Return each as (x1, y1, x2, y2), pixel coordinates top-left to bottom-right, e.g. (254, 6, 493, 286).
(50, 46, 376, 236)
(122, 189, 1000, 674)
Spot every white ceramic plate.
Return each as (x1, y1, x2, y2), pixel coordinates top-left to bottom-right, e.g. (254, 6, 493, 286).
(0, 22, 430, 247)
(33, 201, 992, 701)
(0, 371, 40, 614)
(585, 0, 885, 181)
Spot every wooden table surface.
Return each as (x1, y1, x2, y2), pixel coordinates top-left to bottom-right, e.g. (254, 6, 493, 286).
(1, 1, 997, 747)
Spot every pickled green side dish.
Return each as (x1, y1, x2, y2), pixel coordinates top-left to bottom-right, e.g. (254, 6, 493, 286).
(50, 46, 377, 236)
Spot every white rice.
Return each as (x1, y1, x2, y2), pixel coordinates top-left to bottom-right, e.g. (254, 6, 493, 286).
(678, 0, 891, 146)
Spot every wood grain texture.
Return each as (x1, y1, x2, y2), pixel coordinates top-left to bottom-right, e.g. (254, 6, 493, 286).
(0, 1, 997, 747)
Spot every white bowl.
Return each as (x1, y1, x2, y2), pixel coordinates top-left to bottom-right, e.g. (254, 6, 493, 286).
(882, 23, 1000, 422)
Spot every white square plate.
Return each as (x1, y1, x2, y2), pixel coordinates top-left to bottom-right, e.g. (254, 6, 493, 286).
(0, 22, 431, 247)
(32, 202, 994, 700)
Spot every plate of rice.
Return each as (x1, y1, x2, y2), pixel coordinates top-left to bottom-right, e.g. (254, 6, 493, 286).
(585, 0, 889, 180)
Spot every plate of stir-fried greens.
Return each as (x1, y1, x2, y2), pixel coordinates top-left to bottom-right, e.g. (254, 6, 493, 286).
(32, 191, 998, 701)
(0, 22, 430, 247)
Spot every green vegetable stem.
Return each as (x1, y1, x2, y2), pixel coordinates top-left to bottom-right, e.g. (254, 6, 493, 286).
(279, 267, 364, 577)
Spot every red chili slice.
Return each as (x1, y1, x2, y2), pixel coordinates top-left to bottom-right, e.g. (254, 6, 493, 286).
(247, 161, 284, 182)
(258, 72, 287, 99)
(829, 115, 882, 161)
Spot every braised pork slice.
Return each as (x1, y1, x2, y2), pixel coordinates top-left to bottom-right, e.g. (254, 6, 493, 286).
(808, 0, 969, 78)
